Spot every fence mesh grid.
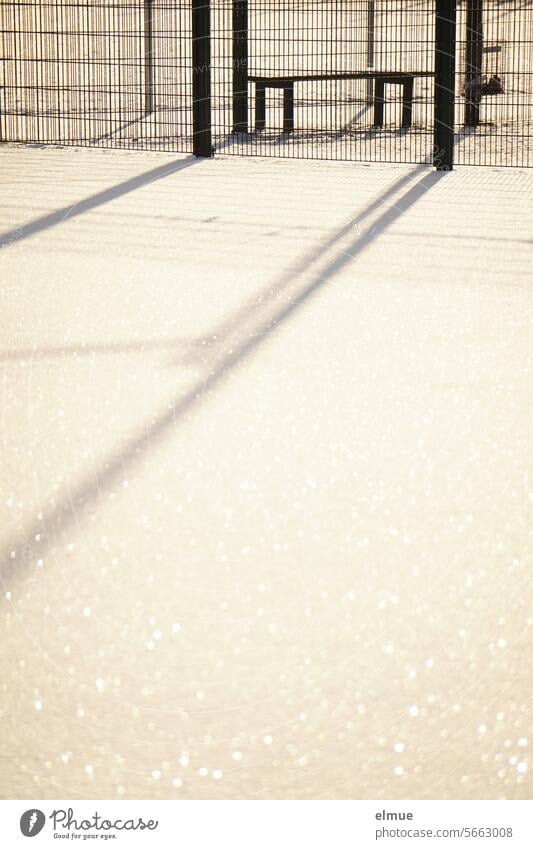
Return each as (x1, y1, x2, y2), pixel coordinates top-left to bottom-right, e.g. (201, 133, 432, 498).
(0, 0, 193, 151)
(212, 1, 436, 163)
(0, 1, 532, 166)
(455, 0, 533, 166)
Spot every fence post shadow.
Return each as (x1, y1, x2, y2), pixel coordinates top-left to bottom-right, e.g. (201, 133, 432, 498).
(0, 166, 447, 589)
(0, 155, 202, 250)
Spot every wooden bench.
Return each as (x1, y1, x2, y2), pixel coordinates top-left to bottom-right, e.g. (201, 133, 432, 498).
(248, 71, 434, 133)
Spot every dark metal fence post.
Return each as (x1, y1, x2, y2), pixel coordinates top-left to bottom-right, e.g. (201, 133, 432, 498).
(366, 0, 375, 103)
(434, 0, 457, 170)
(144, 0, 154, 114)
(233, 0, 248, 132)
(464, 0, 483, 126)
(192, 0, 212, 157)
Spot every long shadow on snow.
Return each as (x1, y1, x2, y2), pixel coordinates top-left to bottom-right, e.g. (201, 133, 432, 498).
(0, 167, 447, 588)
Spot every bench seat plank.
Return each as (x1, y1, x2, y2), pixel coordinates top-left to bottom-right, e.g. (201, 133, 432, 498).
(249, 71, 434, 85)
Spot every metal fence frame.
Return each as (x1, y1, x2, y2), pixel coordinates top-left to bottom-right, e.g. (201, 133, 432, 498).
(0, 0, 531, 167)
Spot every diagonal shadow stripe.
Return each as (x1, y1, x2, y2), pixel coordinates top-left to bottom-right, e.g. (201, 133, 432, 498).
(0, 165, 425, 367)
(173, 165, 428, 364)
(0, 338, 198, 364)
(0, 169, 447, 588)
(0, 155, 201, 250)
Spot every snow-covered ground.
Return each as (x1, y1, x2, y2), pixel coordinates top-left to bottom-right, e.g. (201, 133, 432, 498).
(1, 145, 532, 800)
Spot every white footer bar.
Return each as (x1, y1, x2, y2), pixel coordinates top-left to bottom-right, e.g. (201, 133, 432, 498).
(1, 800, 532, 848)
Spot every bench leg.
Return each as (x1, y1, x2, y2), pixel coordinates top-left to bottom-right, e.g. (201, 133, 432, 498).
(366, 76, 374, 105)
(255, 82, 266, 131)
(283, 82, 294, 133)
(373, 78, 385, 127)
(402, 78, 414, 129)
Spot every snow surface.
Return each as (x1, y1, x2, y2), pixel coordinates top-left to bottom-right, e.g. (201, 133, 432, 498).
(0, 145, 532, 800)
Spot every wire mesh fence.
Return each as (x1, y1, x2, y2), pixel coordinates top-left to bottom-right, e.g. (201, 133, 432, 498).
(455, 0, 533, 166)
(212, 0, 437, 163)
(0, 1, 531, 166)
(0, 0, 193, 151)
